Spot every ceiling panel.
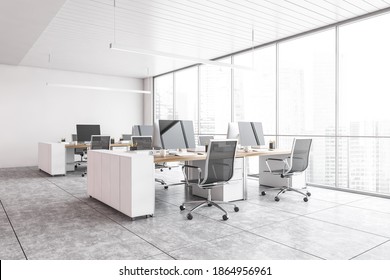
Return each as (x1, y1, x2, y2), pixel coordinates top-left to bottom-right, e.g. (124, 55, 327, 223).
(15, 0, 390, 78)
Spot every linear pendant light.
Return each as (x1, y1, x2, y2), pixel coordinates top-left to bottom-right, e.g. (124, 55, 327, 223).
(109, 43, 253, 71)
(46, 83, 151, 94)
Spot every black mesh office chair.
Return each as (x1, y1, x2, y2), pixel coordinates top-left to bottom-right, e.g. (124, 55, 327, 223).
(72, 134, 87, 169)
(262, 138, 312, 202)
(82, 135, 110, 177)
(180, 140, 239, 220)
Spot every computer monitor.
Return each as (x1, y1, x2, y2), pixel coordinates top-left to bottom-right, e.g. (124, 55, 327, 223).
(76, 124, 101, 143)
(131, 136, 153, 150)
(238, 122, 265, 146)
(152, 122, 162, 149)
(158, 120, 195, 149)
(132, 125, 153, 136)
(227, 122, 239, 140)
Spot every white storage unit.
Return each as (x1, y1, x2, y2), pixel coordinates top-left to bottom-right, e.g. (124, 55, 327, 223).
(189, 158, 244, 202)
(87, 150, 155, 218)
(38, 142, 67, 176)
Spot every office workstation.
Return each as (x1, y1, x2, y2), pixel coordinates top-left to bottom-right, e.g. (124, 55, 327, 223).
(2, 1, 390, 269)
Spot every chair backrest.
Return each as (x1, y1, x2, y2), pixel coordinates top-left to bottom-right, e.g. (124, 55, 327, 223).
(132, 136, 153, 150)
(198, 135, 214, 146)
(289, 138, 312, 173)
(90, 135, 110, 150)
(202, 140, 238, 185)
(122, 134, 132, 141)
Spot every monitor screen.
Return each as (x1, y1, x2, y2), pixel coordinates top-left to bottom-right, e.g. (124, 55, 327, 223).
(152, 122, 162, 149)
(159, 120, 187, 149)
(122, 134, 132, 141)
(252, 122, 265, 146)
(132, 125, 153, 136)
(76, 124, 101, 142)
(227, 122, 239, 140)
(158, 120, 195, 149)
(131, 136, 153, 150)
(181, 120, 196, 148)
(238, 122, 265, 146)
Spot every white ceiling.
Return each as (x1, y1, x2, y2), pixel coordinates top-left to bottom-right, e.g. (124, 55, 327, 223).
(3, 0, 390, 78)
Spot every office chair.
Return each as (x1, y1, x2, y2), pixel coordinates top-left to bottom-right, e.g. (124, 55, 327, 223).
(180, 140, 239, 220)
(82, 135, 111, 177)
(262, 138, 312, 202)
(122, 134, 132, 141)
(72, 134, 87, 169)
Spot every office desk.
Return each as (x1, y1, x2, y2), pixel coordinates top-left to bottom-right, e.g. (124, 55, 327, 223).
(155, 149, 290, 201)
(38, 142, 132, 176)
(87, 149, 291, 219)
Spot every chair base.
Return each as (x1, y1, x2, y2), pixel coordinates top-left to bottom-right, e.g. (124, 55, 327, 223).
(180, 193, 239, 221)
(261, 185, 311, 202)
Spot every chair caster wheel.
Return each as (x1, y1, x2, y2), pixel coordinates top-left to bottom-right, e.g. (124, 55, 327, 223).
(274, 197, 280, 202)
(307, 192, 311, 197)
(160, 169, 163, 172)
(187, 213, 193, 220)
(303, 197, 309, 202)
(234, 206, 239, 212)
(261, 191, 266, 196)
(222, 214, 228, 221)
(164, 186, 168, 189)
(169, 167, 171, 170)
(207, 203, 212, 207)
(180, 205, 185, 211)
(75, 165, 78, 169)
(82, 174, 85, 177)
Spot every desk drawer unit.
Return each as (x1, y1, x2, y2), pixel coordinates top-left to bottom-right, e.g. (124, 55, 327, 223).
(87, 150, 155, 218)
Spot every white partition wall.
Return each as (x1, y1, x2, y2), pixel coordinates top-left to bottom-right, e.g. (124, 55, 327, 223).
(0, 64, 144, 168)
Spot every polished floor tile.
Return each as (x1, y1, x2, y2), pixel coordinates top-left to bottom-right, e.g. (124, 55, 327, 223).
(346, 197, 390, 214)
(306, 205, 390, 238)
(353, 241, 390, 260)
(248, 216, 388, 260)
(1, 166, 390, 260)
(119, 212, 242, 252)
(169, 231, 320, 260)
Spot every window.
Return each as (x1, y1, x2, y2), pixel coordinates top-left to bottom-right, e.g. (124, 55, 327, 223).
(154, 74, 173, 120)
(174, 67, 199, 134)
(233, 45, 276, 135)
(199, 58, 232, 135)
(279, 30, 336, 136)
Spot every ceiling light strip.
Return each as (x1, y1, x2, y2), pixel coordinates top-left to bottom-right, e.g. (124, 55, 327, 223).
(46, 83, 151, 94)
(109, 43, 253, 71)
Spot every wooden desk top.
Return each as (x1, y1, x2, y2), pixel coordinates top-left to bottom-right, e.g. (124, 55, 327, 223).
(153, 148, 289, 163)
(65, 142, 131, 149)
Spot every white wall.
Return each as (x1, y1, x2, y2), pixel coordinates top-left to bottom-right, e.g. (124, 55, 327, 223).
(0, 64, 144, 168)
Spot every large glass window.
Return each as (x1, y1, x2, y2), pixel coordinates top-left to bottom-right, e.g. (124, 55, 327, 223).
(174, 67, 199, 134)
(154, 74, 173, 120)
(233, 45, 276, 135)
(199, 58, 232, 135)
(338, 12, 390, 194)
(153, 11, 390, 196)
(279, 30, 336, 136)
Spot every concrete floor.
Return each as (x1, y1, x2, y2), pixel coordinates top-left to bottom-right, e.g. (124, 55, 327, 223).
(1, 166, 390, 260)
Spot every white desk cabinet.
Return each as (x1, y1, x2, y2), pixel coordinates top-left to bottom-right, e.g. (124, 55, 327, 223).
(87, 150, 155, 218)
(38, 142, 67, 176)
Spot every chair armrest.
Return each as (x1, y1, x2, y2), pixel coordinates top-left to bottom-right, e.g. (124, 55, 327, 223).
(182, 165, 202, 185)
(265, 157, 290, 174)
